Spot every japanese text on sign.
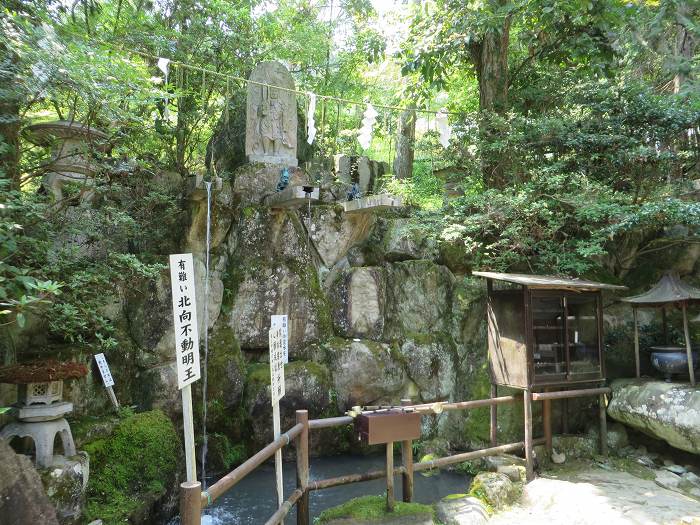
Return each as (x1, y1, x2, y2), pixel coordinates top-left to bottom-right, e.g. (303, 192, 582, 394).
(94, 353, 114, 387)
(169, 254, 201, 389)
(269, 323, 286, 404)
(271, 315, 288, 364)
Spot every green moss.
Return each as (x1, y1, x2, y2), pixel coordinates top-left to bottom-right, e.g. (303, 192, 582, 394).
(316, 495, 434, 523)
(466, 478, 495, 514)
(247, 362, 272, 384)
(443, 493, 469, 501)
(83, 410, 181, 525)
(607, 457, 656, 481)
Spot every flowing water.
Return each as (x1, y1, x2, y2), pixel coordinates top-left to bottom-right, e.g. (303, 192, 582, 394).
(190, 454, 470, 524)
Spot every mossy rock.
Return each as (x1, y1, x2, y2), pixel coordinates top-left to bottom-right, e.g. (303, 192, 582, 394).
(83, 409, 182, 525)
(317, 495, 434, 524)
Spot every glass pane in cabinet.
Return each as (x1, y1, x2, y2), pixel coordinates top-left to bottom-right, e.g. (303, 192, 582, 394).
(532, 296, 566, 376)
(567, 295, 600, 375)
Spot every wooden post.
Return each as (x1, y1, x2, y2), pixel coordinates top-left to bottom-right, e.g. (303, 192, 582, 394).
(543, 389, 552, 455)
(490, 384, 498, 447)
(182, 384, 197, 483)
(523, 389, 534, 481)
(599, 393, 608, 457)
(386, 442, 395, 512)
(633, 307, 641, 379)
(682, 302, 696, 386)
(180, 480, 202, 525)
(296, 410, 310, 525)
(400, 399, 414, 503)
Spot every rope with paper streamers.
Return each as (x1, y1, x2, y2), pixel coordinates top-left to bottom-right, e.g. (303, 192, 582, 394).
(59, 28, 458, 148)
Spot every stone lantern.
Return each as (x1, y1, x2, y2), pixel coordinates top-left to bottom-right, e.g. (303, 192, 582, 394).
(24, 120, 110, 204)
(0, 360, 88, 468)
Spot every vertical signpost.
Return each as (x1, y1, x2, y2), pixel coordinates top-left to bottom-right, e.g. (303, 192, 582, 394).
(271, 314, 289, 364)
(169, 253, 201, 484)
(94, 353, 119, 411)
(269, 316, 287, 513)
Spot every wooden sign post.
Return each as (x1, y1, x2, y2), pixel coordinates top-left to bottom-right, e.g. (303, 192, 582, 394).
(269, 317, 287, 513)
(169, 253, 202, 484)
(94, 353, 119, 411)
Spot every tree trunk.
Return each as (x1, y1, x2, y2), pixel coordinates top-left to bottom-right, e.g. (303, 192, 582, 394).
(470, 3, 511, 188)
(393, 104, 416, 180)
(0, 49, 21, 188)
(674, 2, 695, 94)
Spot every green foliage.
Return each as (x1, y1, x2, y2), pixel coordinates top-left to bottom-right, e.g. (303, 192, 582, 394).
(83, 410, 180, 525)
(316, 495, 434, 523)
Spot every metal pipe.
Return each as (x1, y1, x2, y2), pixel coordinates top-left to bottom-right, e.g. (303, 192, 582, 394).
(531, 387, 610, 401)
(204, 423, 303, 506)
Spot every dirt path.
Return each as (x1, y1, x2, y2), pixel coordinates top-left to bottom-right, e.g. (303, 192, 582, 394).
(489, 465, 700, 525)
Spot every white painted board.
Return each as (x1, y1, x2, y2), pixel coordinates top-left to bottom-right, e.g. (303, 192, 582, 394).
(269, 324, 286, 404)
(169, 253, 201, 389)
(94, 353, 114, 387)
(271, 314, 289, 364)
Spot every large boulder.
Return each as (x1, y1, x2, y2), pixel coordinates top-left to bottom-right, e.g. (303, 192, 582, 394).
(0, 440, 59, 525)
(224, 208, 332, 355)
(398, 337, 455, 402)
(384, 260, 456, 340)
(382, 218, 439, 262)
(325, 338, 409, 409)
(470, 471, 519, 510)
(329, 266, 385, 340)
(40, 453, 89, 524)
(608, 378, 700, 454)
(308, 205, 376, 268)
(242, 360, 335, 454)
(436, 495, 489, 525)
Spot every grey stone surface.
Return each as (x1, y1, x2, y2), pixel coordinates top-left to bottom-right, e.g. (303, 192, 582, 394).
(329, 266, 385, 339)
(490, 465, 700, 525)
(608, 378, 700, 454)
(246, 61, 297, 166)
(308, 205, 376, 268)
(0, 439, 59, 525)
(436, 495, 489, 525)
(40, 453, 89, 524)
(398, 338, 455, 402)
(471, 472, 518, 510)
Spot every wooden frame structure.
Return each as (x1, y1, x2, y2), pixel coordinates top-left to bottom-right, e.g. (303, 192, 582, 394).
(473, 271, 626, 479)
(622, 272, 700, 386)
(179, 388, 614, 525)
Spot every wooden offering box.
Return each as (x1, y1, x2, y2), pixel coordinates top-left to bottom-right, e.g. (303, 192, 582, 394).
(355, 410, 421, 445)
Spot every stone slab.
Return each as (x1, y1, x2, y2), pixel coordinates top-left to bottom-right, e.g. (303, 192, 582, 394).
(265, 185, 319, 209)
(343, 195, 403, 214)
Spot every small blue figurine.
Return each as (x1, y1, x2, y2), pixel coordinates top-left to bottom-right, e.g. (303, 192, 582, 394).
(276, 168, 290, 192)
(347, 182, 362, 201)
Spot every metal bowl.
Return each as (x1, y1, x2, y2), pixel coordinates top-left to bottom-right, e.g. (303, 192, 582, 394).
(649, 346, 699, 381)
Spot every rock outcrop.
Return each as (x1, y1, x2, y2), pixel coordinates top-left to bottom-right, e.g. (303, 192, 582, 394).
(607, 378, 700, 454)
(0, 440, 59, 525)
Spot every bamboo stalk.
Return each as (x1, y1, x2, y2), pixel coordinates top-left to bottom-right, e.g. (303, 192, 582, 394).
(531, 387, 610, 401)
(490, 384, 498, 447)
(296, 411, 310, 525)
(264, 489, 303, 525)
(524, 390, 534, 481)
(180, 481, 202, 525)
(386, 442, 395, 512)
(204, 423, 303, 505)
(309, 467, 407, 491)
(401, 399, 414, 503)
(309, 416, 353, 429)
(633, 307, 641, 378)
(599, 393, 608, 457)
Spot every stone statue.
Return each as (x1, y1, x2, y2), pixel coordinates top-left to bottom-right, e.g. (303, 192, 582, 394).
(246, 61, 298, 166)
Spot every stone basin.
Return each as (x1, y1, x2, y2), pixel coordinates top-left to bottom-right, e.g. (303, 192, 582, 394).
(648, 345, 699, 381)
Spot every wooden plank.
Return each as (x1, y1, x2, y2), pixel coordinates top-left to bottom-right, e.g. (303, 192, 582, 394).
(543, 388, 552, 454)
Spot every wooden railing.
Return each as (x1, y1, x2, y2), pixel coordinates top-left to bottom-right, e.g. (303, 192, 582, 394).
(179, 386, 611, 525)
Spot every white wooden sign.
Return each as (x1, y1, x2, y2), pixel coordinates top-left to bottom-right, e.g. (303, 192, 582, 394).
(169, 253, 201, 390)
(269, 323, 286, 404)
(94, 353, 114, 387)
(271, 314, 289, 364)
